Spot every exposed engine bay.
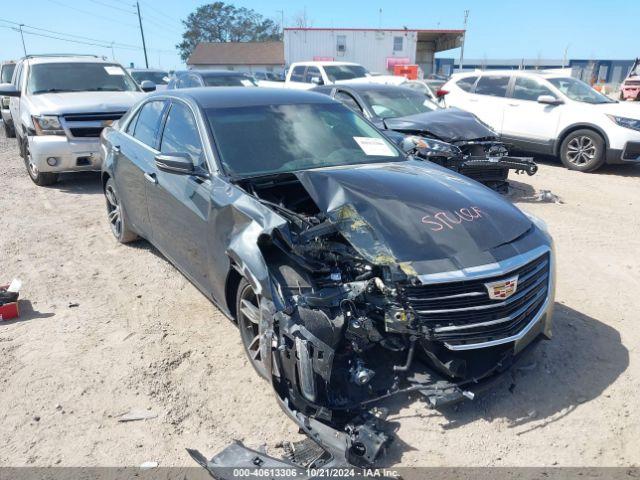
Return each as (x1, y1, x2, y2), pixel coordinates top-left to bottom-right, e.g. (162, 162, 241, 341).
(190, 165, 554, 472)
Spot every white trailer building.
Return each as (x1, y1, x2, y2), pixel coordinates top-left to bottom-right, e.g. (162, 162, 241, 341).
(283, 28, 464, 76)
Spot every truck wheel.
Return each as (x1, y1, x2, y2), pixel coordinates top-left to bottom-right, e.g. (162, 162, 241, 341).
(560, 129, 605, 172)
(23, 139, 59, 186)
(104, 178, 138, 243)
(236, 278, 269, 380)
(3, 120, 15, 138)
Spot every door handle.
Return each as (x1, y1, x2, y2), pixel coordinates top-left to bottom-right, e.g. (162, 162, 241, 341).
(508, 103, 519, 107)
(144, 172, 157, 184)
(112, 145, 121, 153)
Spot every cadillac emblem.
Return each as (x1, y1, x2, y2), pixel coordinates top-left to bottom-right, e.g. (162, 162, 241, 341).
(485, 275, 519, 300)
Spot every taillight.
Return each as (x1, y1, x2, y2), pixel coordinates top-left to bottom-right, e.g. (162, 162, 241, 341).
(436, 89, 450, 98)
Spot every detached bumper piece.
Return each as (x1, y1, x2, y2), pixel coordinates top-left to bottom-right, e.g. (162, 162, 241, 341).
(0, 279, 21, 321)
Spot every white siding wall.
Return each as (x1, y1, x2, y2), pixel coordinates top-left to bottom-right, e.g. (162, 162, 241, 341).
(284, 30, 419, 74)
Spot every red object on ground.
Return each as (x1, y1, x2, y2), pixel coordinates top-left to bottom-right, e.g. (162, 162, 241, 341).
(0, 302, 19, 321)
(393, 64, 419, 80)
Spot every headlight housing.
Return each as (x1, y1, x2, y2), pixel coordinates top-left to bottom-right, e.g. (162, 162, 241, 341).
(1, 96, 9, 108)
(405, 135, 461, 157)
(32, 115, 65, 136)
(606, 114, 640, 132)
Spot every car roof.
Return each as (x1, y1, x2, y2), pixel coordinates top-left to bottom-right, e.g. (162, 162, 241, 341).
(150, 87, 335, 109)
(328, 82, 417, 93)
(451, 70, 570, 80)
(176, 70, 250, 77)
(129, 68, 167, 73)
(292, 61, 361, 67)
(23, 55, 114, 65)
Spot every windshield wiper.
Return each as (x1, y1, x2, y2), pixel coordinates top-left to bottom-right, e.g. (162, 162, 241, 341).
(32, 88, 80, 94)
(85, 87, 126, 92)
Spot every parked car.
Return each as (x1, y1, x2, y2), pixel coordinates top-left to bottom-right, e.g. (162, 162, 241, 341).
(128, 68, 170, 91)
(253, 71, 282, 82)
(442, 70, 640, 172)
(403, 78, 447, 103)
(619, 58, 639, 101)
(101, 87, 555, 466)
(0, 54, 150, 186)
(167, 70, 257, 89)
(1, 60, 16, 137)
(314, 83, 537, 192)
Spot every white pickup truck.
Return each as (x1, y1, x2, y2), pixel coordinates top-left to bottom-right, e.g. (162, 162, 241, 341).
(258, 61, 404, 90)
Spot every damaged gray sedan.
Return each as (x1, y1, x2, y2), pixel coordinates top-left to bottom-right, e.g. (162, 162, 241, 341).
(100, 88, 556, 468)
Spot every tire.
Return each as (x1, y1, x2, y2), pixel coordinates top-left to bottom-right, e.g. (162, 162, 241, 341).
(619, 91, 625, 101)
(104, 178, 138, 243)
(3, 120, 15, 138)
(22, 138, 59, 186)
(235, 278, 269, 379)
(559, 129, 606, 172)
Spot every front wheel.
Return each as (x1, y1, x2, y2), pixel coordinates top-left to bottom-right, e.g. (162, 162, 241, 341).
(104, 178, 138, 243)
(23, 139, 58, 186)
(3, 120, 15, 138)
(236, 278, 269, 380)
(559, 129, 606, 172)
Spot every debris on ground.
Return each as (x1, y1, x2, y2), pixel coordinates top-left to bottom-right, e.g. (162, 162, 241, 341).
(118, 409, 158, 422)
(139, 461, 158, 469)
(0, 279, 21, 321)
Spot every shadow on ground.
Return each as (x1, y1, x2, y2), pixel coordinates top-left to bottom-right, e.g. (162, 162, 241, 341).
(52, 172, 102, 195)
(377, 302, 628, 465)
(0, 300, 55, 325)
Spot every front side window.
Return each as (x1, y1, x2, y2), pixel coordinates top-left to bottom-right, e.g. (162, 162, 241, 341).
(27, 62, 139, 94)
(361, 88, 440, 118)
(132, 100, 165, 148)
(393, 36, 404, 52)
(206, 102, 401, 178)
(456, 76, 477, 92)
(512, 77, 556, 101)
(324, 65, 368, 82)
(160, 102, 204, 167)
(475, 75, 510, 97)
(1, 64, 16, 83)
(203, 75, 256, 87)
(290, 66, 306, 82)
(548, 77, 614, 104)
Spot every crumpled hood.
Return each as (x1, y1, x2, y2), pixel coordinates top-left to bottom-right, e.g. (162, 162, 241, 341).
(295, 160, 531, 264)
(383, 108, 497, 143)
(26, 91, 144, 116)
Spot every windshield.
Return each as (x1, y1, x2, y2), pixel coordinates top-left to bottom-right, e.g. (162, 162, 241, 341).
(203, 75, 256, 87)
(1, 64, 16, 83)
(362, 88, 441, 118)
(27, 62, 139, 94)
(206, 102, 402, 178)
(324, 65, 368, 82)
(548, 77, 615, 104)
(131, 71, 168, 85)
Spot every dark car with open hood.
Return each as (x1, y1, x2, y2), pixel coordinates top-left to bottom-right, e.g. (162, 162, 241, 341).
(100, 87, 555, 471)
(314, 83, 538, 193)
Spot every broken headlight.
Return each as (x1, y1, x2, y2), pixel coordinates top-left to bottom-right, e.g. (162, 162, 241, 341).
(32, 115, 65, 136)
(404, 135, 461, 157)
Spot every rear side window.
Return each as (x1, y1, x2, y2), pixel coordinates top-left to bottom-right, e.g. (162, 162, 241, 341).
(475, 76, 510, 97)
(512, 76, 556, 101)
(335, 91, 363, 113)
(160, 102, 204, 167)
(1, 64, 15, 83)
(456, 76, 477, 92)
(290, 66, 306, 82)
(304, 66, 322, 84)
(132, 100, 165, 148)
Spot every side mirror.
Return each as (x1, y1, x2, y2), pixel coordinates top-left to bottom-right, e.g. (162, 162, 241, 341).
(155, 153, 194, 174)
(0, 83, 20, 97)
(537, 95, 563, 105)
(140, 80, 156, 92)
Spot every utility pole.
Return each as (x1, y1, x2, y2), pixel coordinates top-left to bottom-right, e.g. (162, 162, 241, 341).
(276, 9, 284, 35)
(110, 42, 116, 61)
(562, 43, 571, 68)
(135, 1, 149, 68)
(18, 24, 27, 56)
(458, 10, 469, 72)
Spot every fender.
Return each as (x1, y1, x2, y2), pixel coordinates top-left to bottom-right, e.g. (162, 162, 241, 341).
(554, 123, 610, 156)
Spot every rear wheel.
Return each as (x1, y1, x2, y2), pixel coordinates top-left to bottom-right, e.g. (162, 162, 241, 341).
(236, 279, 268, 379)
(3, 120, 15, 138)
(23, 139, 59, 186)
(559, 129, 605, 172)
(104, 178, 138, 243)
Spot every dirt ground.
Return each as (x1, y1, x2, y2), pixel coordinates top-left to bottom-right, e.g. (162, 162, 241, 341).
(1, 132, 639, 468)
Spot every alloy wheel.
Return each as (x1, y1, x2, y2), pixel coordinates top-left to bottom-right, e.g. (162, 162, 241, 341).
(238, 283, 265, 375)
(105, 184, 122, 238)
(566, 136, 597, 166)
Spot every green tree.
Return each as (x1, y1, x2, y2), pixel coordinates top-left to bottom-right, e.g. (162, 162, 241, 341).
(177, 2, 281, 61)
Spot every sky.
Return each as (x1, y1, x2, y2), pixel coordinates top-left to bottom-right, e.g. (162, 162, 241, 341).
(0, 0, 637, 71)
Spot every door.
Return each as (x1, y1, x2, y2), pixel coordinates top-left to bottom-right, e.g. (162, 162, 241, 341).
(146, 100, 212, 291)
(502, 76, 562, 148)
(114, 99, 167, 239)
(9, 61, 24, 137)
(466, 74, 512, 134)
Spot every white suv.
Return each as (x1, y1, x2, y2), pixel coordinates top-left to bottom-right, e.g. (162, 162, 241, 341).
(442, 70, 640, 172)
(0, 55, 151, 185)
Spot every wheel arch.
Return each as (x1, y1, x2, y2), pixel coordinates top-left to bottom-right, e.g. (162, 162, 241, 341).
(554, 123, 609, 156)
(101, 171, 111, 192)
(224, 265, 243, 322)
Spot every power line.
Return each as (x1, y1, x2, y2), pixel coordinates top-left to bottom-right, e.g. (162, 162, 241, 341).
(47, 0, 139, 29)
(87, 0, 136, 15)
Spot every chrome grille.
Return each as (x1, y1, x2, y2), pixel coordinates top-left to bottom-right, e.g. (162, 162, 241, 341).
(403, 252, 550, 346)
